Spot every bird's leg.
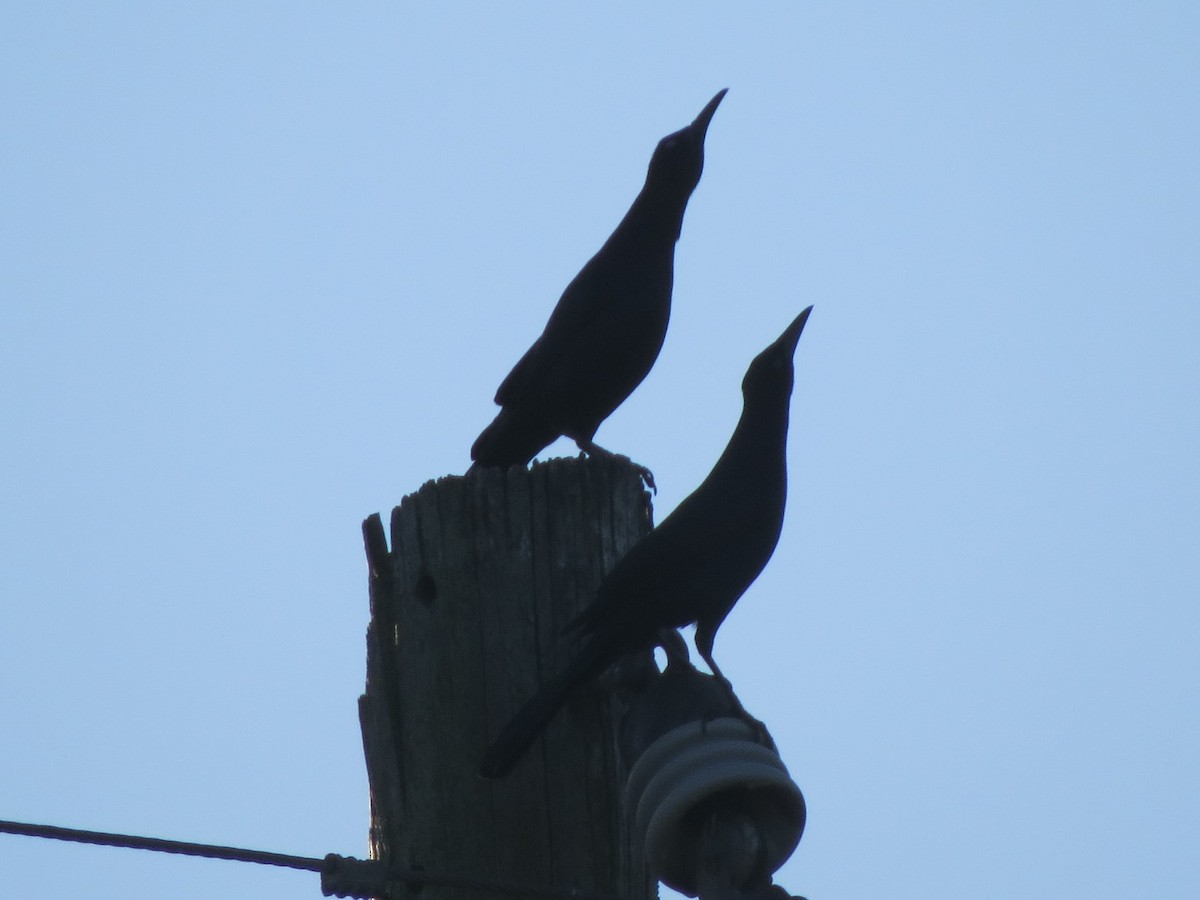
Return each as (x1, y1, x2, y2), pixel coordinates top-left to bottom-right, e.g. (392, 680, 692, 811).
(574, 437, 657, 494)
(655, 627, 691, 669)
(699, 646, 774, 750)
(698, 648, 740, 711)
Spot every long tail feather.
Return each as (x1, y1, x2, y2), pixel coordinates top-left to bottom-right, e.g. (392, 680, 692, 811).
(479, 637, 611, 778)
(470, 407, 560, 468)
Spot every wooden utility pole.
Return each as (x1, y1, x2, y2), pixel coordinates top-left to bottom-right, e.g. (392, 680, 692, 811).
(359, 456, 657, 900)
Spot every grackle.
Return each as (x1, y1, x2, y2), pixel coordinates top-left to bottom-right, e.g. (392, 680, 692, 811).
(479, 306, 813, 778)
(470, 89, 728, 485)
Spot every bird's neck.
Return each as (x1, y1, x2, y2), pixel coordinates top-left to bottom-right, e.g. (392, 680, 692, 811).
(623, 178, 693, 242)
(715, 392, 791, 483)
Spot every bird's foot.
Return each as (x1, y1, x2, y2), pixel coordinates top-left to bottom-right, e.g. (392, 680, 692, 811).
(710, 669, 775, 750)
(739, 709, 775, 751)
(575, 439, 657, 494)
(628, 460, 657, 494)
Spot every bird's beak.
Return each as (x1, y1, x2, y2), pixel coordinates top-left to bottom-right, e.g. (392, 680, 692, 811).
(689, 88, 728, 142)
(774, 306, 813, 357)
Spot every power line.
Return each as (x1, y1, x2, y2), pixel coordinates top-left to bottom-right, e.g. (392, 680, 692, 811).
(0, 818, 321, 871)
(0, 817, 635, 900)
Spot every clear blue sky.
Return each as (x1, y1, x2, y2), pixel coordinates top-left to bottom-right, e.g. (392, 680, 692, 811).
(2, 4, 1197, 899)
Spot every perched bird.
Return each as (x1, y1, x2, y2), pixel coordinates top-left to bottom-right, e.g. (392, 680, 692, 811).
(479, 306, 813, 778)
(470, 89, 728, 484)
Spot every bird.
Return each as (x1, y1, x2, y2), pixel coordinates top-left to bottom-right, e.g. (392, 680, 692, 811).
(479, 306, 813, 778)
(469, 89, 728, 486)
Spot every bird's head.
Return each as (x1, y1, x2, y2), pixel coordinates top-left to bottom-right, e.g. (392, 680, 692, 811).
(742, 306, 813, 400)
(645, 88, 727, 196)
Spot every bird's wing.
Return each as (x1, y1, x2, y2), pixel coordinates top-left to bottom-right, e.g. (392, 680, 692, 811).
(494, 255, 621, 406)
(567, 490, 722, 637)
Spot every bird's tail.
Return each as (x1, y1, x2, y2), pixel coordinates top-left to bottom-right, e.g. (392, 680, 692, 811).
(470, 407, 560, 469)
(479, 636, 611, 779)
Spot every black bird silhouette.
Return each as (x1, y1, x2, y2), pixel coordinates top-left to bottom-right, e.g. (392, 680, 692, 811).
(470, 89, 728, 485)
(479, 306, 813, 778)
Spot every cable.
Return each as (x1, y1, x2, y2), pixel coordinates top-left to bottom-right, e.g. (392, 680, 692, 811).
(0, 818, 320, 871)
(0, 818, 636, 900)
